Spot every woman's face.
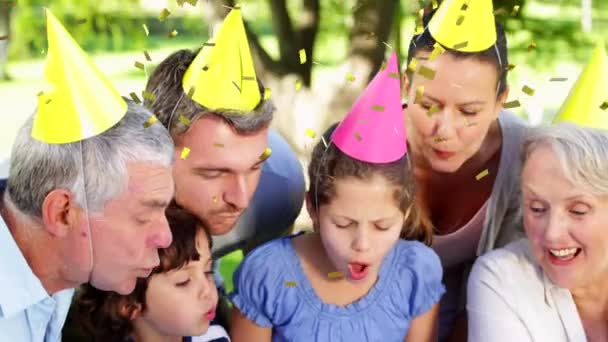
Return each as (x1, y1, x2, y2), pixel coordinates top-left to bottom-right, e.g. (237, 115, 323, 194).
(403, 52, 507, 173)
(522, 146, 608, 290)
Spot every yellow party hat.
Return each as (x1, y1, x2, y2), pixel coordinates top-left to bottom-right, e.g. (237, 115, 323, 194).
(182, 8, 261, 112)
(552, 43, 608, 129)
(32, 9, 127, 144)
(428, 0, 497, 52)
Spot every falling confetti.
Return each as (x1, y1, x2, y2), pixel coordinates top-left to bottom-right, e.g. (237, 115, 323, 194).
(159, 8, 171, 22)
(522, 85, 535, 96)
(212, 196, 218, 203)
(415, 9, 424, 34)
(178, 115, 191, 125)
(476, 169, 489, 181)
(328, 272, 343, 279)
(346, 72, 356, 82)
(407, 58, 418, 73)
(511, 5, 520, 16)
(143, 116, 158, 128)
(427, 104, 440, 117)
(415, 86, 425, 104)
(214, 143, 225, 148)
(129, 92, 142, 104)
(503, 100, 521, 109)
(506, 63, 516, 71)
(453, 41, 469, 50)
(460, 2, 469, 11)
(601, 101, 608, 111)
(264, 87, 272, 100)
(295, 80, 302, 91)
(142, 24, 150, 36)
(187, 86, 195, 98)
(305, 128, 317, 139)
(456, 15, 465, 26)
(388, 72, 400, 79)
(431, 0, 439, 9)
(429, 43, 445, 61)
(371, 105, 385, 112)
(45, 98, 52, 105)
(354, 132, 362, 141)
(549, 77, 568, 82)
(181, 147, 191, 160)
(134, 61, 145, 70)
(284, 281, 297, 287)
(380, 61, 387, 71)
(528, 42, 537, 51)
(144, 50, 152, 61)
(299, 49, 307, 64)
(142, 91, 156, 102)
(259, 147, 272, 161)
(418, 66, 436, 80)
(168, 29, 178, 38)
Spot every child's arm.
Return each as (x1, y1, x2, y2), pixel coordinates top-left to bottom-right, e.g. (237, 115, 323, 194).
(404, 303, 439, 342)
(230, 307, 272, 342)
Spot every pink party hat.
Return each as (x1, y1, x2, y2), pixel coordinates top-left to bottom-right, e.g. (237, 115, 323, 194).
(331, 53, 406, 163)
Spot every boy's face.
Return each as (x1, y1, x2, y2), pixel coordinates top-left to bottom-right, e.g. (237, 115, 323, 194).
(139, 229, 219, 337)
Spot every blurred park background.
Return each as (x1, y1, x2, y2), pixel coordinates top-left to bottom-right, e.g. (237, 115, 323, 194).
(0, 0, 607, 224)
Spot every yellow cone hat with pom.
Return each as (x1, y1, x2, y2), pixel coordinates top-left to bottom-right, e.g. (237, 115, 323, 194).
(428, 0, 497, 52)
(32, 9, 127, 144)
(552, 43, 608, 130)
(182, 8, 261, 112)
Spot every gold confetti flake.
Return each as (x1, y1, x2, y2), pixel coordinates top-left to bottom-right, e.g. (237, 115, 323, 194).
(284, 281, 297, 287)
(418, 66, 436, 80)
(528, 42, 537, 51)
(305, 128, 317, 139)
(144, 50, 152, 61)
(407, 58, 418, 73)
(45, 98, 52, 105)
(453, 41, 469, 50)
(431, 0, 439, 9)
(346, 72, 356, 82)
(143, 116, 158, 128)
(259, 147, 272, 161)
(429, 43, 445, 61)
(460, 2, 469, 11)
(129, 92, 142, 104)
(134, 61, 145, 70)
(456, 15, 465, 26)
(295, 80, 302, 91)
(181, 147, 191, 160)
(371, 105, 385, 112)
(503, 100, 521, 109)
(299, 49, 307, 64)
(159, 8, 171, 22)
(380, 61, 387, 71)
(427, 104, 440, 117)
(142, 91, 156, 102)
(178, 115, 191, 126)
(522, 85, 535, 96)
(506, 63, 516, 71)
(415, 9, 424, 34)
(214, 143, 225, 148)
(388, 72, 400, 79)
(37, 91, 44, 97)
(601, 101, 608, 111)
(354, 132, 362, 141)
(264, 87, 272, 100)
(212, 196, 218, 203)
(415, 86, 425, 104)
(187, 86, 196, 98)
(549, 77, 567, 82)
(242, 76, 255, 81)
(511, 5, 520, 16)
(328, 272, 343, 279)
(168, 29, 178, 38)
(476, 169, 489, 181)
(142, 24, 149, 36)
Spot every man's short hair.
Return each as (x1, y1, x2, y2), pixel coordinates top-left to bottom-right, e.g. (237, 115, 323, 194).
(6, 100, 175, 218)
(144, 48, 275, 139)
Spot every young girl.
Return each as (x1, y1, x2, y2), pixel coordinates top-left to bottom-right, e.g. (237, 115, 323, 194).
(77, 206, 230, 342)
(229, 53, 445, 341)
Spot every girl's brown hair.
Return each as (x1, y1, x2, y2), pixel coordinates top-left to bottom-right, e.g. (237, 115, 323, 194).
(76, 205, 213, 342)
(309, 127, 433, 245)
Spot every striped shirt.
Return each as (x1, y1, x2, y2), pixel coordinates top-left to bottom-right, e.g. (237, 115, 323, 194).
(185, 320, 231, 342)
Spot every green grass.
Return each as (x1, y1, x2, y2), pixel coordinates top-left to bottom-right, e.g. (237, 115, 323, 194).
(218, 249, 244, 294)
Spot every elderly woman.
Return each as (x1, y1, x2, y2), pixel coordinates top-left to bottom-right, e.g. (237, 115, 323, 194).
(466, 122, 608, 341)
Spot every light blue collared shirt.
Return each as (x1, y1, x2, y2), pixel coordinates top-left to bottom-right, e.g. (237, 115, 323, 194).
(0, 203, 75, 342)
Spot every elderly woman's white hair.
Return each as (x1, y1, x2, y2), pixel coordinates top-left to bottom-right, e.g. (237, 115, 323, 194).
(6, 99, 175, 219)
(521, 122, 608, 195)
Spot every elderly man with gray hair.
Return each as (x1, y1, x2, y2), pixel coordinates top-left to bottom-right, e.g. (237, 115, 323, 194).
(0, 100, 176, 341)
